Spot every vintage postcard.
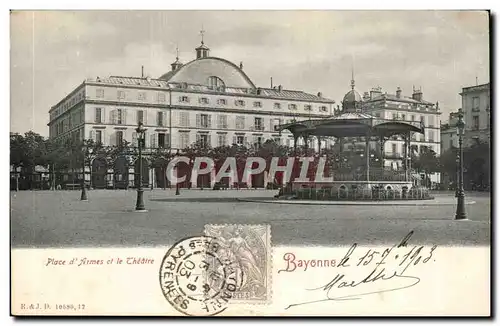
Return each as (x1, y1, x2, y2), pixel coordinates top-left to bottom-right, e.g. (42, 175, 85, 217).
(10, 10, 491, 317)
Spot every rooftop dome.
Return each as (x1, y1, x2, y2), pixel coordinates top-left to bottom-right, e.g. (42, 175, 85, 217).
(341, 74, 363, 112)
(343, 89, 362, 103)
(159, 56, 256, 89)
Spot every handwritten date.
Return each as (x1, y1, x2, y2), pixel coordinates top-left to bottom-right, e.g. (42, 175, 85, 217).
(286, 231, 438, 309)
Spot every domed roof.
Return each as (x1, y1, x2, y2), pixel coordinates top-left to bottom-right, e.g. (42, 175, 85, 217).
(159, 56, 256, 89)
(343, 89, 362, 103)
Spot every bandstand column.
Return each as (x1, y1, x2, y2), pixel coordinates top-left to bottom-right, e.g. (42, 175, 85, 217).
(365, 133, 370, 182)
(293, 134, 299, 156)
(404, 132, 410, 182)
(379, 135, 385, 170)
(317, 136, 322, 153)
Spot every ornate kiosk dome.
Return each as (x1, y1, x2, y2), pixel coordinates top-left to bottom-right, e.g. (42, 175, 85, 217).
(342, 76, 363, 112)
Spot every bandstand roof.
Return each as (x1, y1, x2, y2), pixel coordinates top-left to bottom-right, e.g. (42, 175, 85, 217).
(275, 111, 425, 138)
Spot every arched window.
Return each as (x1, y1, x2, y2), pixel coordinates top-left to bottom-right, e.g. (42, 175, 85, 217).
(207, 76, 225, 92)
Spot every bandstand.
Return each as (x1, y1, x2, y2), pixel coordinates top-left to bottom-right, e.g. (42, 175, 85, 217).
(274, 111, 432, 200)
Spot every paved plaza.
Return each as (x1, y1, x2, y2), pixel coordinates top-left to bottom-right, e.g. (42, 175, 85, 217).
(10, 189, 490, 248)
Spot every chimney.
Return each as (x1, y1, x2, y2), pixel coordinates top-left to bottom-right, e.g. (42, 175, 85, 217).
(257, 88, 262, 95)
(412, 87, 423, 102)
(396, 87, 402, 98)
(317, 92, 322, 98)
(270, 77, 273, 88)
(370, 87, 382, 100)
(278, 85, 282, 92)
(239, 61, 243, 70)
(141, 65, 144, 78)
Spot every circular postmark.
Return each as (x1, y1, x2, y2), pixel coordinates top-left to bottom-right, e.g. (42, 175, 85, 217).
(159, 236, 242, 316)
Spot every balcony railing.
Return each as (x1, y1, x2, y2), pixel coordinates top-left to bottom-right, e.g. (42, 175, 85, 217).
(384, 152, 403, 159)
(250, 126, 265, 131)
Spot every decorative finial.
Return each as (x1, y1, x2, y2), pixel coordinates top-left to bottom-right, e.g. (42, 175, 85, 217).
(175, 45, 179, 60)
(350, 65, 355, 90)
(200, 25, 205, 45)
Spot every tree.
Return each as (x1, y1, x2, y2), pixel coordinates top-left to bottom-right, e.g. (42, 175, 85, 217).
(10, 131, 47, 190)
(463, 140, 490, 190)
(412, 146, 439, 187)
(10, 133, 26, 191)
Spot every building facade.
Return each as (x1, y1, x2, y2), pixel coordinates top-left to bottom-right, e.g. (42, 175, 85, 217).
(48, 40, 335, 151)
(338, 81, 442, 172)
(440, 112, 460, 154)
(460, 82, 490, 146)
(47, 39, 335, 188)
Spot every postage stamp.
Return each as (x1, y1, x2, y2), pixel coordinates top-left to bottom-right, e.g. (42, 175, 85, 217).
(204, 224, 272, 304)
(159, 235, 243, 316)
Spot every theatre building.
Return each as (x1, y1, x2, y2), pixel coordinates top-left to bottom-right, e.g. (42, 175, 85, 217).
(47, 37, 335, 189)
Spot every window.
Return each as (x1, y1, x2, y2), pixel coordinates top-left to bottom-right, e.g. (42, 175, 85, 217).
(116, 131, 123, 145)
(472, 96, 480, 111)
(96, 89, 104, 98)
(235, 116, 245, 129)
(412, 115, 416, 121)
(429, 130, 434, 142)
(274, 103, 281, 109)
(198, 114, 211, 128)
(208, 76, 225, 92)
(95, 130, 102, 144)
(320, 106, 328, 112)
(304, 105, 312, 111)
(273, 137, 281, 145)
(235, 100, 245, 107)
(288, 104, 297, 110)
(236, 135, 245, 146)
(158, 93, 166, 103)
(270, 118, 280, 131)
(117, 109, 123, 125)
(472, 115, 480, 130)
(392, 143, 397, 153)
(218, 115, 228, 129)
(420, 116, 425, 126)
(199, 97, 209, 104)
(217, 134, 227, 147)
(449, 138, 453, 149)
(197, 134, 210, 148)
(179, 132, 190, 148)
(137, 110, 144, 124)
(217, 98, 227, 105)
(157, 111, 164, 126)
(253, 101, 262, 108)
(95, 108, 102, 123)
(179, 112, 190, 127)
(179, 96, 190, 103)
(254, 117, 263, 131)
(427, 116, 434, 127)
(254, 136, 263, 148)
(401, 114, 406, 121)
(117, 91, 126, 100)
(375, 112, 381, 118)
(158, 133, 167, 148)
(138, 92, 147, 101)
(392, 113, 397, 120)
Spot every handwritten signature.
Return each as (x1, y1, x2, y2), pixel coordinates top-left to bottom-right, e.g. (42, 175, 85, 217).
(285, 231, 438, 309)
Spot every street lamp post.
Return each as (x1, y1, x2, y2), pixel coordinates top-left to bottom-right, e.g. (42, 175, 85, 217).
(135, 122, 147, 211)
(80, 145, 92, 201)
(455, 108, 467, 220)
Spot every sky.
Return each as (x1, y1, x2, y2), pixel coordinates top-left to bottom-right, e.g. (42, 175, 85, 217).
(10, 10, 490, 137)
